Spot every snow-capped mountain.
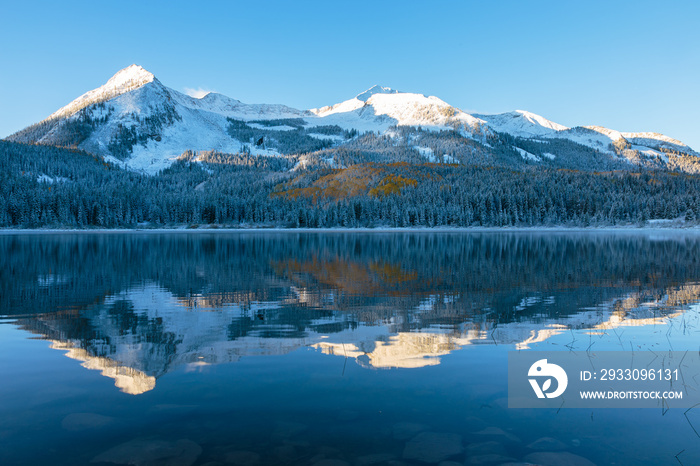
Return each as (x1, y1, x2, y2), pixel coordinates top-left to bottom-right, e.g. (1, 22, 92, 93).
(8, 65, 311, 173)
(48, 65, 157, 120)
(310, 84, 483, 133)
(472, 110, 568, 138)
(6, 64, 698, 173)
(474, 110, 696, 157)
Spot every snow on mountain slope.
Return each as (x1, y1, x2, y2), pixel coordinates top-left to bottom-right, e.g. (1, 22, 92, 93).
(515, 147, 541, 162)
(542, 125, 625, 153)
(620, 131, 696, 155)
(356, 84, 400, 102)
(9, 65, 311, 173)
(110, 101, 280, 174)
(311, 85, 399, 116)
(475, 112, 697, 157)
(474, 110, 568, 138)
(543, 125, 698, 157)
(48, 65, 156, 120)
(47, 64, 305, 124)
(310, 86, 484, 133)
(94, 80, 303, 172)
(6, 64, 698, 173)
(171, 89, 307, 119)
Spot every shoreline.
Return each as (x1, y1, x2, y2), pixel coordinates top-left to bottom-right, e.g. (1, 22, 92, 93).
(2, 225, 700, 235)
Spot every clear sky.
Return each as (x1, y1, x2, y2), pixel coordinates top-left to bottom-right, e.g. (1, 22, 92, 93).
(1, 0, 699, 149)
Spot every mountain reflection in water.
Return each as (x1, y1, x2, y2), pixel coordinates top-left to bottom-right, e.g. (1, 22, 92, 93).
(3, 232, 699, 395)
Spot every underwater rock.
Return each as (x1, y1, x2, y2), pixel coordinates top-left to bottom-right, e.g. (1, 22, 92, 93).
(526, 437, 568, 451)
(272, 445, 297, 462)
(472, 427, 521, 444)
(62, 413, 115, 431)
(392, 422, 430, 440)
(465, 441, 508, 456)
(272, 421, 308, 439)
(309, 446, 345, 465)
(466, 453, 517, 465)
(403, 432, 464, 463)
(463, 417, 487, 431)
(223, 450, 261, 466)
(91, 438, 201, 466)
(524, 451, 596, 466)
(313, 460, 350, 466)
(356, 453, 397, 465)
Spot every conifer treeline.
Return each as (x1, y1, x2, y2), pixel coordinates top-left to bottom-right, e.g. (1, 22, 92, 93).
(2, 141, 699, 228)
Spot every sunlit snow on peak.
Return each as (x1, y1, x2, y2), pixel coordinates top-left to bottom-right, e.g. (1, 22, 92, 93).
(474, 110, 568, 138)
(106, 64, 155, 88)
(184, 87, 213, 99)
(513, 110, 569, 131)
(46, 64, 156, 120)
(355, 85, 400, 102)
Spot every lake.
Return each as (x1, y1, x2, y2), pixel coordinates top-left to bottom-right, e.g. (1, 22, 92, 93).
(1, 231, 699, 465)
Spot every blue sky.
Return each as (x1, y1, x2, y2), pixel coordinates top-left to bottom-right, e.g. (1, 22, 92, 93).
(1, 0, 699, 149)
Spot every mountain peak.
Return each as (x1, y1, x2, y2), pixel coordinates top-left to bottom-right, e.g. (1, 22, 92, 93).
(473, 109, 568, 137)
(105, 64, 155, 89)
(512, 110, 568, 131)
(355, 85, 399, 102)
(45, 65, 156, 120)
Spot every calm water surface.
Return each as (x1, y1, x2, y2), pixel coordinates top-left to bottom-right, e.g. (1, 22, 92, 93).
(1, 231, 700, 465)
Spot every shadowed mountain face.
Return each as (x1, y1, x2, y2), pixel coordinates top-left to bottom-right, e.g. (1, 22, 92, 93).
(3, 231, 700, 394)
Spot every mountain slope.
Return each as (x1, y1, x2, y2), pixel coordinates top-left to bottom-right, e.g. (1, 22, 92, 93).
(473, 110, 568, 138)
(310, 85, 484, 133)
(49, 65, 156, 119)
(6, 64, 699, 174)
(8, 65, 310, 172)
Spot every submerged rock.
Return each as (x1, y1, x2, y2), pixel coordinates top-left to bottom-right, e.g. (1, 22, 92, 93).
(472, 427, 521, 444)
(392, 422, 430, 440)
(223, 450, 261, 466)
(524, 451, 596, 466)
(62, 413, 115, 431)
(465, 441, 508, 456)
(91, 438, 201, 466)
(466, 454, 517, 465)
(272, 445, 297, 462)
(309, 446, 344, 465)
(463, 417, 487, 431)
(356, 453, 397, 465)
(403, 432, 464, 463)
(526, 437, 568, 451)
(313, 460, 350, 466)
(317, 445, 342, 457)
(272, 421, 308, 439)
